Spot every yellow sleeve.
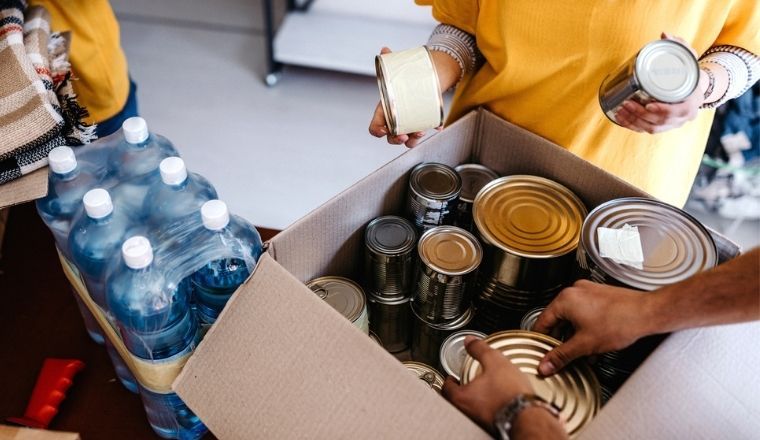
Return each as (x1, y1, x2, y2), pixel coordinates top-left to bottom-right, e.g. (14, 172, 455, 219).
(713, 0, 760, 53)
(415, 0, 479, 35)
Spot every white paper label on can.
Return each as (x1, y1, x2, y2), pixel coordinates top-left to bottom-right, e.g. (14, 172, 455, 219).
(597, 224, 644, 269)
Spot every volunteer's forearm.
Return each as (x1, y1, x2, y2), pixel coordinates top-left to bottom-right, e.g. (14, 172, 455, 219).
(644, 248, 760, 336)
(508, 407, 567, 440)
(430, 51, 462, 92)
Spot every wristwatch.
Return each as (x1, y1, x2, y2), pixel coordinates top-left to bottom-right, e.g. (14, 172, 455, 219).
(493, 394, 561, 440)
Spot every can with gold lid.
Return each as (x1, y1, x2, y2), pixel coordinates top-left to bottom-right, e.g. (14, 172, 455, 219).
(577, 197, 718, 291)
(368, 292, 411, 353)
(411, 305, 474, 367)
(461, 330, 601, 438)
(403, 361, 445, 393)
(306, 276, 369, 334)
(454, 164, 499, 233)
(364, 215, 417, 300)
(407, 163, 462, 232)
(438, 329, 486, 381)
(412, 226, 482, 323)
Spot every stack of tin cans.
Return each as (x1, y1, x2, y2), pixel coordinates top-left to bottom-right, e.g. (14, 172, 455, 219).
(364, 216, 418, 352)
(406, 163, 461, 232)
(410, 226, 482, 366)
(471, 175, 588, 332)
(577, 197, 718, 400)
(306, 276, 370, 334)
(453, 164, 499, 233)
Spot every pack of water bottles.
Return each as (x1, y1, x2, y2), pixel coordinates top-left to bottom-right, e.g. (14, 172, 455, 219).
(35, 117, 263, 439)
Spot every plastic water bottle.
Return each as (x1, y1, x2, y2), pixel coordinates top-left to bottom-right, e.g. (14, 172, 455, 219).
(68, 188, 139, 393)
(145, 157, 217, 227)
(191, 200, 263, 326)
(107, 236, 206, 439)
(108, 117, 178, 219)
(36, 147, 106, 344)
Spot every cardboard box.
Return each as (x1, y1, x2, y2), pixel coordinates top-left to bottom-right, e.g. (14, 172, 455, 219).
(0, 425, 80, 440)
(174, 109, 756, 439)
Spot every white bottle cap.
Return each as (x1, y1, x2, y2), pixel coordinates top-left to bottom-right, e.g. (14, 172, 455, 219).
(48, 146, 77, 174)
(201, 200, 230, 231)
(83, 188, 113, 219)
(159, 157, 188, 186)
(122, 116, 149, 144)
(122, 235, 154, 269)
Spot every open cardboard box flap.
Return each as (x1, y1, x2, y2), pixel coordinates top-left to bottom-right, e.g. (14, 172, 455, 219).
(172, 108, 746, 439)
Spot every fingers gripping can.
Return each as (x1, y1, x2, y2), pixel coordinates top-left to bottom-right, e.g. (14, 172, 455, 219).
(375, 46, 444, 136)
(599, 39, 699, 126)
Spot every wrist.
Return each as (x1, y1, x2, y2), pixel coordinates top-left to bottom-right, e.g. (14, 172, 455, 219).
(430, 50, 463, 92)
(638, 290, 669, 337)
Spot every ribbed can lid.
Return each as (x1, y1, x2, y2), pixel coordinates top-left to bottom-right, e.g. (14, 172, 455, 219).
(439, 330, 486, 381)
(418, 226, 482, 276)
(402, 361, 444, 393)
(473, 175, 587, 257)
(409, 162, 462, 202)
(461, 330, 601, 438)
(636, 40, 699, 103)
(581, 197, 718, 291)
(365, 215, 417, 256)
(306, 276, 367, 323)
(455, 164, 498, 203)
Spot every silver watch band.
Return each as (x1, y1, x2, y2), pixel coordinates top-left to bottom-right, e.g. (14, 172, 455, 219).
(494, 394, 561, 440)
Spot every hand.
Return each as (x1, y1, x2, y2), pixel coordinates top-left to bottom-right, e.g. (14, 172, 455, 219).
(533, 280, 653, 376)
(615, 32, 707, 134)
(368, 47, 429, 148)
(442, 336, 534, 429)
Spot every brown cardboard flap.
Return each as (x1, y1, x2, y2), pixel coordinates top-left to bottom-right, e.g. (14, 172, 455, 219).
(0, 425, 80, 440)
(0, 168, 48, 209)
(174, 254, 488, 439)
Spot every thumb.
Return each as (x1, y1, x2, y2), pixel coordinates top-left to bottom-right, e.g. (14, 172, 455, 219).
(380, 46, 392, 55)
(538, 336, 589, 376)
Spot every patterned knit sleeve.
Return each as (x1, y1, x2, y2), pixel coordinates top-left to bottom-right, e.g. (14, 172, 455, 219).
(699, 45, 760, 109)
(426, 24, 484, 85)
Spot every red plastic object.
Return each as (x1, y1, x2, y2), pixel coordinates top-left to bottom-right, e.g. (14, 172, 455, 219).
(6, 358, 85, 429)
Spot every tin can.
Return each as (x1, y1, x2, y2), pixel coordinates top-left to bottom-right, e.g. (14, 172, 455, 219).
(403, 361, 445, 393)
(369, 331, 383, 346)
(407, 162, 462, 232)
(461, 331, 601, 438)
(519, 306, 571, 341)
(599, 39, 699, 126)
(593, 333, 666, 399)
(364, 216, 417, 299)
(473, 175, 587, 292)
(368, 293, 411, 353)
(411, 306, 474, 367)
(473, 283, 562, 334)
(577, 197, 718, 291)
(454, 164, 499, 232)
(412, 226, 482, 323)
(438, 330, 486, 381)
(306, 276, 370, 334)
(375, 46, 444, 136)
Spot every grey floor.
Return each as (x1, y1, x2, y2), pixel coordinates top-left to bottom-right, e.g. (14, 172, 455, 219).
(112, 0, 760, 250)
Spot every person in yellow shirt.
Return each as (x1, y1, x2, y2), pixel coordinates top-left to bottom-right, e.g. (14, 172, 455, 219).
(369, 1, 760, 208)
(29, 0, 135, 137)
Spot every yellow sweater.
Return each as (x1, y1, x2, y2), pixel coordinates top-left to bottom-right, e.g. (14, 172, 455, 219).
(419, 0, 760, 207)
(29, 0, 129, 124)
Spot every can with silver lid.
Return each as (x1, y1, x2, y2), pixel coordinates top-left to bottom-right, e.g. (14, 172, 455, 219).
(412, 226, 482, 323)
(438, 329, 486, 381)
(403, 361, 445, 393)
(367, 293, 411, 353)
(519, 306, 571, 341)
(364, 216, 417, 299)
(599, 39, 699, 126)
(454, 164, 499, 233)
(461, 331, 601, 438)
(411, 306, 474, 367)
(306, 276, 370, 334)
(407, 162, 462, 232)
(375, 46, 444, 136)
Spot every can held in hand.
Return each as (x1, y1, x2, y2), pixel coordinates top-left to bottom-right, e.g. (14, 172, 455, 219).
(368, 293, 412, 353)
(407, 162, 462, 232)
(438, 329, 486, 381)
(461, 331, 601, 438)
(307, 276, 369, 334)
(403, 361, 445, 393)
(412, 226, 482, 323)
(375, 46, 444, 136)
(411, 306, 474, 367)
(364, 216, 417, 299)
(599, 39, 699, 126)
(454, 164, 499, 233)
